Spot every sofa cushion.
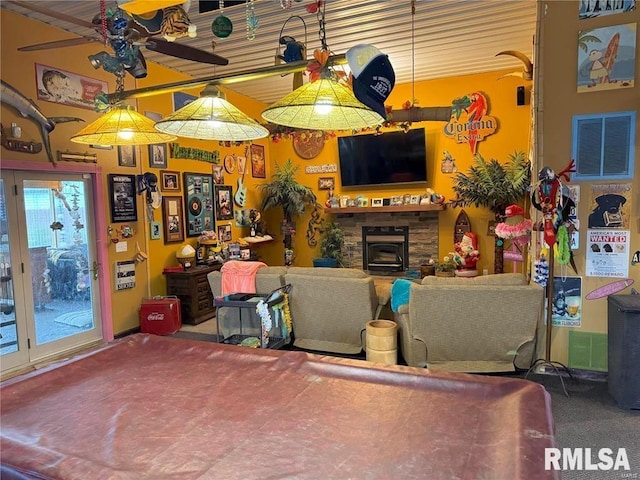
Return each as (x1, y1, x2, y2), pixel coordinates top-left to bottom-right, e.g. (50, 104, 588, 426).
(286, 267, 368, 279)
(421, 273, 526, 286)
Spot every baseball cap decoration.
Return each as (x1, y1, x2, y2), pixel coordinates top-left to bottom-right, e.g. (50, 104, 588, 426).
(261, 1, 386, 130)
(346, 44, 396, 118)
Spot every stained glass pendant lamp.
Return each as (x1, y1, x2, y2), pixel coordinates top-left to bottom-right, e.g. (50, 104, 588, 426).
(261, 1, 384, 131)
(154, 84, 269, 141)
(71, 70, 176, 145)
(261, 75, 384, 130)
(71, 105, 177, 145)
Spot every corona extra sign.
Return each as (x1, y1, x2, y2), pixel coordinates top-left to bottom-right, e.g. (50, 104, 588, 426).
(443, 91, 497, 154)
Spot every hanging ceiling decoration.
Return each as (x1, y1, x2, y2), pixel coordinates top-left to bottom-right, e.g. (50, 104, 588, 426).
(154, 84, 269, 141)
(261, 1, 385, 131)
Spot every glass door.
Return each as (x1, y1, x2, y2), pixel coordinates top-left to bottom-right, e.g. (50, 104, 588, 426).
(0, 171, 102, 372)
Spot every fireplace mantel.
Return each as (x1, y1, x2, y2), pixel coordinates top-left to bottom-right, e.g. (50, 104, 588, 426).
(324, 204, 445, 215)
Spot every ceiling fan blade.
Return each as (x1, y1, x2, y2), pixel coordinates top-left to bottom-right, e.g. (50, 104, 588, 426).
(7, 1, 96, 30)
(18, 37, 101, 52)
(145, 38, 229, 66)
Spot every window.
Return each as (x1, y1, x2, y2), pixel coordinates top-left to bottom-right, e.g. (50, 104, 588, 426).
(571, 111, 635, 181)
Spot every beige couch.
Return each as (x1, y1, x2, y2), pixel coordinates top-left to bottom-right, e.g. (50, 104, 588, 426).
(284, 267, 382, 354)
(208, 266, 387, 353)
(395, 273, 544, 372)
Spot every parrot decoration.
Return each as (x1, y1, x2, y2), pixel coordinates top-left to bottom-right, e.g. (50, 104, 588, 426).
(465, 91, 487, 154)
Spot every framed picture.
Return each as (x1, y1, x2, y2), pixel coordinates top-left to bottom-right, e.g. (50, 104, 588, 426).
(371, 198, 383, 207)
(237, 155, 247, 175)
(90, 144, 113, 150)
(160, 170, 180, 191)
(162, 196, 185, 244)
(217, 223, 232, 242)
(318, 177, 335, 190)
(173, 91, 197, 111)
(214, 185, 234, 221)
(183, 172, 215, 237)
(150, 221, 162, 240)
(108, 174, 137, 223)
(410, 195, 420, 205)
(212, 165, 225, 184)
(117, 145, 136, 167)
(250, 144, 266, 178)
(145, 111, 162, 123)
(148, 143, 167, 168)
(35, 63, 108, 110)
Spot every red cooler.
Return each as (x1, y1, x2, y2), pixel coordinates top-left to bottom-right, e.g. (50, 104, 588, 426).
(139, 296, 182, 335)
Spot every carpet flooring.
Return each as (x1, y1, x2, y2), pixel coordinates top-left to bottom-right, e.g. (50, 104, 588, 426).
(526, 372, 640, 479)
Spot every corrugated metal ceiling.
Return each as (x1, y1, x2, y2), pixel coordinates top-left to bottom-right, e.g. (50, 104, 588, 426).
(1, 0, 538, 104)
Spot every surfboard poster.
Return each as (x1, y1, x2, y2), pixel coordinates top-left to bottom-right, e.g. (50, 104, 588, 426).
(577, 23, 636, 92)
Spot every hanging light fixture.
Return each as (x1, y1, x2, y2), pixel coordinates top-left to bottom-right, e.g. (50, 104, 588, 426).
(154, 84, 269, 141)
(262, 1, 385, 131)
(261, 75, 383, 130)
(71, 70, 176, 146)
(71, 104, 177, 145)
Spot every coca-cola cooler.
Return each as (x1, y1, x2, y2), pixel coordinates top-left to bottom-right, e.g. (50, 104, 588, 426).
(139, 296, 182, 335)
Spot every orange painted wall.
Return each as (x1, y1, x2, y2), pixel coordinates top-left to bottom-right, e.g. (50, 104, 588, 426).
(1, 9, 532, 336)
(263, 70, 533, 271)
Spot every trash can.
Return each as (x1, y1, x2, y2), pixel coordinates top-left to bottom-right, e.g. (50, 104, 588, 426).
(607, 295, 640, 410)
(140, 296, 182, 335)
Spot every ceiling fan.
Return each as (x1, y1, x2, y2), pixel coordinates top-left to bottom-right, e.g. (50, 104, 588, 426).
(8, 0, 229, 79)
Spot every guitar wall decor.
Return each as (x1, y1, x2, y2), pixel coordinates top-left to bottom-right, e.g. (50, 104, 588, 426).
(234, 147, 249, 207)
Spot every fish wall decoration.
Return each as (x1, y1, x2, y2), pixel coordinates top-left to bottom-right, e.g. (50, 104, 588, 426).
(0, 80, 84, 165)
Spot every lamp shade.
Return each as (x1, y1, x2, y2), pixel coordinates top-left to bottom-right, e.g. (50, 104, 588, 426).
(155, 85, 269, 141)
(71, 105, 177, 145)
(261, 77, 384, 130)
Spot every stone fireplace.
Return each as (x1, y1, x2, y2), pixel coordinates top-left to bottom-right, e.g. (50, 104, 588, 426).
(362, 226, 409, 272)
(331, 210, 440, 273)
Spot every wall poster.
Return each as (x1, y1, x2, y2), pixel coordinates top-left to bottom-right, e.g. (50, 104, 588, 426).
(579, 0, 636, 19)
(183, 172, 214, 237)
(550, 276, 583, 328)
(35, 63, 108, 110)
(115, 260, 136, 291)
(586, 229, 630, 277)
(108, 174, 137, 223)
(588, 183, 631, 229)
(577, 23, 636, 92)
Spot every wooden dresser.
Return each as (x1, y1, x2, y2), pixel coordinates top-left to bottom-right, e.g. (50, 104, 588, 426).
(164, 264, 221, 325)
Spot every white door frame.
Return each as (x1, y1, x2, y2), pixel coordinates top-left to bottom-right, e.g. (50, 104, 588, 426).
(2, 160, 114, 345)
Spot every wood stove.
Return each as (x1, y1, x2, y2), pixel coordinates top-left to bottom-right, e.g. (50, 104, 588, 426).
(362, 226, 409, 273)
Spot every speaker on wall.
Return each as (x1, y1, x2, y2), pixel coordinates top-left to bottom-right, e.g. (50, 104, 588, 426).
(517, 86, 526, 106)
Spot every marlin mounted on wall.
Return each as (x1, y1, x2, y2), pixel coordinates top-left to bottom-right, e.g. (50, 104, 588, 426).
(1, 80, 84, 165)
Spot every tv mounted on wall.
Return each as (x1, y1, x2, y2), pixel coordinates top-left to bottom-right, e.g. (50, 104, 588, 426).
(338, 128, 427, 187)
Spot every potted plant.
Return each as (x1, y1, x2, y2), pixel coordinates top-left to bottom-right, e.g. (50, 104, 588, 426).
(435, 254, 457, 277)
(314, 221, 344, 267)
(450, 151, 531, 273)
(258, 159, 317, 265)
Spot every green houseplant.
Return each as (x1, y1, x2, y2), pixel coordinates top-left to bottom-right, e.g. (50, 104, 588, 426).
(314, 221, 344, 267)
(450, 151, 531, 274)
(258, 159, 317, 264)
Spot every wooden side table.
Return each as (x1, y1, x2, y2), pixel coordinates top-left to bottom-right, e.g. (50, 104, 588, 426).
(164, 264, 221, 325)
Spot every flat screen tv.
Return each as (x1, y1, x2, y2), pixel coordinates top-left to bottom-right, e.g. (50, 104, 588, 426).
(338, 128, 427, 187)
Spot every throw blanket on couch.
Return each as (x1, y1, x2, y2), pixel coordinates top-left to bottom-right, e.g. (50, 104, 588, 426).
(391, 278, 413, 312)
(221, 260, 267, 295)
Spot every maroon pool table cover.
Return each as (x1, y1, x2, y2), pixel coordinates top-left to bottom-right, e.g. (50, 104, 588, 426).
(1, 334, 558, 479)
